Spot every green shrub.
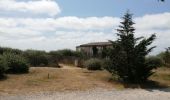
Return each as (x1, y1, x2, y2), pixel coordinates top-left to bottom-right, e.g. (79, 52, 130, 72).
(0, 47, 22, 55)
(49, 49, 85, 65)
(102, 59, 113, 72)
(146, 56, 163, 67)
(49, 51, 62, 61)
(57, 49, 75, 57)
(157, 48, 170, 67)
(0, 55, 8, 78)
(84, 58, 102, 70)
(46, 55, 61, 68)
(3, 52, 29, 74)
(23, 50, 48, 66)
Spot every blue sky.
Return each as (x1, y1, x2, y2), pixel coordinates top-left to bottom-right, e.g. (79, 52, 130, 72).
(56, 0, 170, 17)
(0, 0, 169, 55)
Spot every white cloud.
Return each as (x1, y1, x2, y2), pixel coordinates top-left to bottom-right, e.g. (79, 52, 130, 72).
(0, 17, 120, 32)
(0, 31, 114, 51)
(135, 12, 170, 30)
(0, 0, 61, 17)
(0, 27, 42, 39)
(54, 17, 120, 30)
(0, 12, 170, 54)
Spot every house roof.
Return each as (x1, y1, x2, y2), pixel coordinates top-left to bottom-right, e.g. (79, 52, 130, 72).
(77, 42, 112, 47)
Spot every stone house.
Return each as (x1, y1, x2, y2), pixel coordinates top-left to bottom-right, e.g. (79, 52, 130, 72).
(76, 42, 112, 57)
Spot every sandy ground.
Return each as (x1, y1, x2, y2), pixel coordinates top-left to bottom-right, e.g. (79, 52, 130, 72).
(0, 66, 117, 95)
(0, 65, 170, 100)
(1, 88, 170, 100)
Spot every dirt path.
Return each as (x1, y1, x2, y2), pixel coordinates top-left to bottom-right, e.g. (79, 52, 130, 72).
(60, 64, 81, 69)
(1, 88, 170, 100)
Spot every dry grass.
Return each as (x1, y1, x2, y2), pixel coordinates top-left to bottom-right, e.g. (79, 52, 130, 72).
(0, 66, 169, 95)
(150, 67, 170, 87)
(0, 66, 120, 95)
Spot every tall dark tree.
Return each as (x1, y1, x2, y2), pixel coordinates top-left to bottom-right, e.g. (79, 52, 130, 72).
(106, 11, 157, 83)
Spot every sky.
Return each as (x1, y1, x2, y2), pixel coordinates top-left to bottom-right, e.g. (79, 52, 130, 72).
(0, 0, 170, 55)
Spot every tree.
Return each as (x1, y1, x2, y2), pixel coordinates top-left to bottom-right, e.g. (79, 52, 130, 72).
(106, 11, 157, 83)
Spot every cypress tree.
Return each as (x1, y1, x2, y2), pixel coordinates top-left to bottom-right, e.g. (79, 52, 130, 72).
(106, 11, 157, 83)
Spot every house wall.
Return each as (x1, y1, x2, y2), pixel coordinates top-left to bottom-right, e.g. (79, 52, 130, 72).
(77, 46, 93, 56)
(77, 45, 112, 57)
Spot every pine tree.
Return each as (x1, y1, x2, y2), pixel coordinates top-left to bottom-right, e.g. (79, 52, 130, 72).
(106, 11, 157, 83)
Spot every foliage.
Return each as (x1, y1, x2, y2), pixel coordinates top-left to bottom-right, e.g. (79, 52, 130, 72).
(0, 55, 8, 78)
(84, 58, 102, 70)
(146, 56, 163, 68)
(45, 54, 60, 68)
(57, 49, 83, 58)
(102, 59, 112, 71)
(23, 50, 48, 66)
(49, 49, 85, 65)
(2, 52, 29, 74)
(106, 11, 157, 83)
(162, 48, 170, 67)
(157, 47, 170, 67)
(0, 47, 22, 55)
(49, 51, 63, 61)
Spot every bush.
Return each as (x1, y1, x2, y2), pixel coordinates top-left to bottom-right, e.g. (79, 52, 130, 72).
(146, 56, 163, 67)
(23, 50, 48, 66)
(49, 49, 85, 65)
(84, 58, 102, 70)
(3, 52, 29, 74)
(49, 51, 62, 61)
(0, 47, 22, 55)
(157, 48, 170, 67)
(102, 59, 113, 72)
(57, 49, 78, 57)
(0, 55, 8, 78)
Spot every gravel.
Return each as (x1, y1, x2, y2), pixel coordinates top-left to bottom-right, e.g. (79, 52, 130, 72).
(1, 88, 170, 100)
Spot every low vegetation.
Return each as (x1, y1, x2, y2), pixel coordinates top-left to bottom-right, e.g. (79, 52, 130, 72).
(0, 52, 29, 78)
(84, 58, 102, 70)
(0, 47, 83, 79)
(3, 52, 29, 74)
(49, 49, 84, 65)
(23, 50, 49, 67)
(157, 47, 170, 67)
(146, 56, 163, 68)
(0, 55, 8, 78)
